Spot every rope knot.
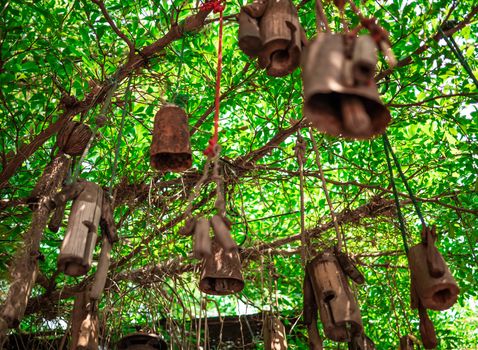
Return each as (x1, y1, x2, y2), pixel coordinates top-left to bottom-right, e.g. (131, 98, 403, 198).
(200, 0, 224, 13)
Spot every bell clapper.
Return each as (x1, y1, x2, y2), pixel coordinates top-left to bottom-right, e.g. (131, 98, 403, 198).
(341, 96, 372, 136)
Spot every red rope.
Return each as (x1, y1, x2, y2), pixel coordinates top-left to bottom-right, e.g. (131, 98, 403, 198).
(202, 0, 225, 157)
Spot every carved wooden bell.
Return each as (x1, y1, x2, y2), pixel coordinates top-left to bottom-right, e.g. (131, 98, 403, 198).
(199, 239, 244, 295)
(257, 0, 302, 77)
(117, 333, 167, 350)
(301, 33, 390, 139)
(150, 104, 192, 172)
(58, 182, 103, 277)
(306, 251, 363, 342)
(238, 10, 262, 58)
(57, 121, 93, 156)
(263, 313, 288, 350)
(408, 241, 459, 311)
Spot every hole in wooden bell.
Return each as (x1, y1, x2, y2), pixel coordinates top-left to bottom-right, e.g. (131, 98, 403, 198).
(150, 105, 192, 172)
(433, 287, 452, 305)
(117, 333, 167, 350)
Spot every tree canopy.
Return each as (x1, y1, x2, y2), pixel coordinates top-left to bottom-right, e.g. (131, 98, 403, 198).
(0, 0, 477, 349)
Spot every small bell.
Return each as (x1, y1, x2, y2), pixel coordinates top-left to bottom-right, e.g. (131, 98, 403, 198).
(199, 239, 244, 295)
(257, 0, 302, 77)
(117, 333, 167, 350)
(306, 250, 363, 342)
(150, 104, 192, 172)
(408, 227, 459, 311)
(193, 217, 212, 259)
(58, 182, 103, 277)
(263, 313, 288, 350)
(57, 121, 93, 156)
(301, 33, 390, 139)
(238, 10, 262, 58)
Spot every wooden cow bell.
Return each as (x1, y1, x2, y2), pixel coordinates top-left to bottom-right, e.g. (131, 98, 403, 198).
(199, 239, 244, 295)
(306, 251, 363, 342)
(258, 0, 302, 77)
(263, 313, 288, 350)
(150, 104, 192, 172)
(408, 229, 459, 311)
(57, 121, 93, 156)
(58, 182, 103, 277)
(117, 333, 167, 350)
(301, 33, 390, 139)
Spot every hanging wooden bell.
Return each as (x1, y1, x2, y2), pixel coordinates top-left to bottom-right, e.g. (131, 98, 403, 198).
(150, 104, 192, 172)
(117, 333, 167, 350)
(263, 313, 288, 350)
(193, 217, 212, 259)
(57, 121, 93, 156)
(211, 214, 237, 252)
(306, 250, 363, 342)
(199, 239, 244, 295)
(58, 182, 103, 277)
(238, 10, 262, 58)
(335, 250, 365, 285)
(408, 229, 459, 311)
(301, 33, 390, 139)
(257, 0, 302, 77)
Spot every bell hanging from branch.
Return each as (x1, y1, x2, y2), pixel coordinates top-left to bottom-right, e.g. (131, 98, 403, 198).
(408, 226, 459, 311)
(263, 313, 288, 350)
(150, 104, 192, 172)
(301, 33, 390, 139)
(199, 239, 244, 295)
(306, 250, 363, 342)
(58, 182, 103, 277)
(117, 333, 167, 350)
(258, 0, 303, 77)
(57, 121, 93, 156)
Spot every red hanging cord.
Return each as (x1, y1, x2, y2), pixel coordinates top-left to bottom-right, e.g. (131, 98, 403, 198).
(201, 0, 225, 157)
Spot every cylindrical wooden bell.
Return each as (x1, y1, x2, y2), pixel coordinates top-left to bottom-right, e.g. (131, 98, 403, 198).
(301, 33, 390, 140)
(58, 182, 103, 277)
(193, 217, 212, 259)
(258, 0, 302, 77)
(117, 333, 167, 350)
(57, 121, 93, 156)
(150, 105, 192, 172)
(306, 251, 363, 342)
(211, 215, 237, 252)
(408, 243, 459, 311)
(238, 10, 262, 58)
(199, 239, 244, 295)
(263, 313, 288, 350)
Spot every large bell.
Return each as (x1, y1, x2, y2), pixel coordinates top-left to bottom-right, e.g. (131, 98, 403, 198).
(306, 251, 363, 342)
(257, 0, 302, 77)
(199, 239, 244, 295)
(263, 313, 288, 350)
(301, 33, 390, 139)
(150, 104, 192, 172)
(117, 333, 167, 350)
(408, 242, 460, 310)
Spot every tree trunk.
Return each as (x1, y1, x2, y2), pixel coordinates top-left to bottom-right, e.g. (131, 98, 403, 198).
(0, 153, 70, 341)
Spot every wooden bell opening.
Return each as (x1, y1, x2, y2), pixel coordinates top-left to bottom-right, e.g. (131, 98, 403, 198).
(258, 0, 302, 77)
(408, 242, 459, 311)
(58, 182, 103, 277)
(117, 333, 167, 350)
(150, 104, 192, 172)
(199, 239, 244, 295)
(306, 251, 363, 342)
(263, 313, 288, 350)
(301, 33, 390, 139)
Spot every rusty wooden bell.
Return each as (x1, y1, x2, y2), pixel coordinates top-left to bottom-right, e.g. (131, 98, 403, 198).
(238, 10, 262, 58)
(117, 333, 167, 350)
(199, 239, 244, 295)
(258, 0, 302, 77)
(408, 227, 459, 311)
(58, 182, 103, 277)
(306, 251, 363, 342)
(150, 104, 192, 172)
(301, 33, 390, 139)
(263, 313, 288, 350)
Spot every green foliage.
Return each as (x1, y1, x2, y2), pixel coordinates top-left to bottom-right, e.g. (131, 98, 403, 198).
(0, 0, 477, 348)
